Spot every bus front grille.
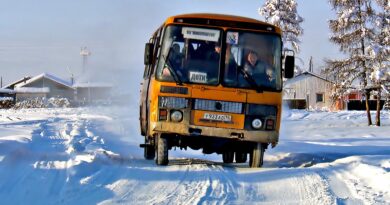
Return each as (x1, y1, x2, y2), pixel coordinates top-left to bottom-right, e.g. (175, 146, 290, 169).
(194, 99, 243, 114)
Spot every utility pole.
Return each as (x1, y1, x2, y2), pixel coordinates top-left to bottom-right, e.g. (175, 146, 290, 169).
(80, 47, 92, 103)
(80, 47, 91, 75)
(309, 56, 313, 73)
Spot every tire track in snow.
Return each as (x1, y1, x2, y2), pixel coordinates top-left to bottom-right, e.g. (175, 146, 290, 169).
(325, 164, 389, 204)
(154, 165, 209, 205)
(139, 164, 238, 205)
(293, 172, 336, 205)
(230, 169, 337, 204)
(196, 165, 238, 205)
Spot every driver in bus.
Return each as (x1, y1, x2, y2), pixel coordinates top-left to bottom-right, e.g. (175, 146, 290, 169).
(162, 43, 185, 80)
(242, 50, 275, 85)
(169, 43, 183, 69)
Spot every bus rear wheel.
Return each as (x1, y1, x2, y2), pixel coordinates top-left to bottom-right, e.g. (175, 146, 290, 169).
(156, 134, 168, 165)
(235, 152, 247, 163)
(249, 143, 265, 168)
(222, 151, 234, 163)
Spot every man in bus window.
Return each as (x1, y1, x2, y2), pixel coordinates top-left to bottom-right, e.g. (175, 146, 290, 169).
(169, 43, 183, 69)
(243, 50, 265, 75)
(207, 44, 221, 61)
(161, 43, 186, 80)
(242, 50, 274, 86)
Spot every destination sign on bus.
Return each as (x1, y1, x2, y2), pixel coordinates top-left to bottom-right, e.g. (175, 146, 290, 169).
(189, 71, 208, 83)
(182, 27, 220, 42)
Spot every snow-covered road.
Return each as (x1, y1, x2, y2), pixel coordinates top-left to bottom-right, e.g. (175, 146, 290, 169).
(0, 107, 389, 204)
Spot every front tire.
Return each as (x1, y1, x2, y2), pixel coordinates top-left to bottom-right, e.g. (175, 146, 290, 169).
(156, 134, 168, 165)
(249, 143, 265, 168)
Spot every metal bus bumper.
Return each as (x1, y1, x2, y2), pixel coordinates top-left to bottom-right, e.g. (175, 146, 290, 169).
(152, 122, 279, 147)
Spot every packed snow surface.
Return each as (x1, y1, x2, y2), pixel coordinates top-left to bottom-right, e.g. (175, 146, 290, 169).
(0, 106, 389, 204)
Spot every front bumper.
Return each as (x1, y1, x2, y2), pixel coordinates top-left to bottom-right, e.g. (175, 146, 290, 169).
(151, 121, 279, 147)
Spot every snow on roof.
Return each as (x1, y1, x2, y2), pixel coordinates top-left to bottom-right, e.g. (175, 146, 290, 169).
(0, 88, 16, 94)
(1, 76, 32, 89)
(15, 73, 72, 88)
(286, 71, 335, 85)
(14, 87, 50, 93)
(73, 82, 113, 88)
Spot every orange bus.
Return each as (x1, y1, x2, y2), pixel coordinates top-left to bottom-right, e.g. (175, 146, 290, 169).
(140, 13, 294, 167)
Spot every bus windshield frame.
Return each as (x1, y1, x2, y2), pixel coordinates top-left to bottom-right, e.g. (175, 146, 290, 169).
(155, 24, 282, 91)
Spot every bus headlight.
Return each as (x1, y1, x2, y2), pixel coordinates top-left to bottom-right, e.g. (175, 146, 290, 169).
(170, 110, 183, 122)
(251, 119, 262, 129)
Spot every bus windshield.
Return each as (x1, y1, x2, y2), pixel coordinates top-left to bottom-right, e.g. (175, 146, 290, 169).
(156, 26, 282, 90)
(156, 25, 222, 85)
(224, 31, 282, 90)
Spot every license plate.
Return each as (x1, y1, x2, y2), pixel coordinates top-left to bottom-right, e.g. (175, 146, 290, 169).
(202, 113, 232, 122)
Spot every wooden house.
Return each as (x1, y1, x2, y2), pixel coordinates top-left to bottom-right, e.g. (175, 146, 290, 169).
(283, 71, 337, 110)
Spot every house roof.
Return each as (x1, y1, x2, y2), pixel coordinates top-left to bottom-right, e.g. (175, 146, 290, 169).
(15, 73, 73, 88)
(2, 76, 32, 89)
(285, 71, 335, 85)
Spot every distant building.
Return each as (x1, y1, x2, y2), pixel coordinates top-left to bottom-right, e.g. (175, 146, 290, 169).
(13, 73, 74, 101)
(284, 71, 337, 110)
(3, 73, 113, 106)
(73, 82, 112, 104)
(343, 86, 387, 110)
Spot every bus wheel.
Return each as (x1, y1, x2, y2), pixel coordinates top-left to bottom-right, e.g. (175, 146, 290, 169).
(222, 151, 234, 163)
(235, 152, 247, 163)
(156, 134, 168, 165)
(249, 143, 265, 168)
(144, 137, 155, 160)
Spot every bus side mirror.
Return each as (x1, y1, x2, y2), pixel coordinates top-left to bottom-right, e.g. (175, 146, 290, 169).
(284, 55, 294, 79)
(144, 43, 154, 65)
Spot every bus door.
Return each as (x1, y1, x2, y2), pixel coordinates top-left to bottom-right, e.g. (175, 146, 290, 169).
(140, 28, 162, 136)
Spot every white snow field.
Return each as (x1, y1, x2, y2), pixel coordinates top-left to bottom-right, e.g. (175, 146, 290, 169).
(0, 106, 389, 205)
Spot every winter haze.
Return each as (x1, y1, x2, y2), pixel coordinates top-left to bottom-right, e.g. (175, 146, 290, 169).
(1, 1, 390, 204)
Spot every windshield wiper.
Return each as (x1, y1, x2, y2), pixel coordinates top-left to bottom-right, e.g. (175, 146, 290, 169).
(237, 65, 263, 93)
(162, 53, 182, 85)
(161, 38, 182, 85)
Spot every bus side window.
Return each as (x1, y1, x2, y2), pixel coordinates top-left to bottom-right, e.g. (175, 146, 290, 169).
(151, 27, 164, 77)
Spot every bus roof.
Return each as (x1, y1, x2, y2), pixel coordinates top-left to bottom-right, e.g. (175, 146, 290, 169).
(165, 13, 281, 34)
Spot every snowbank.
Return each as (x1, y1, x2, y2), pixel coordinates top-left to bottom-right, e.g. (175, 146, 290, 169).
(0, 107, 389, 204)
(13, 97, 71, 109)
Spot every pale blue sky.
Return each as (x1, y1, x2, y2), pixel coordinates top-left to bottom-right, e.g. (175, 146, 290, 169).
(0, 0, 339, 86)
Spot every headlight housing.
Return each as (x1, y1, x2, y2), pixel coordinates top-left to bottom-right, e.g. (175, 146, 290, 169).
(251, 119, 262, 129)
(170, 110, 183, 122)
